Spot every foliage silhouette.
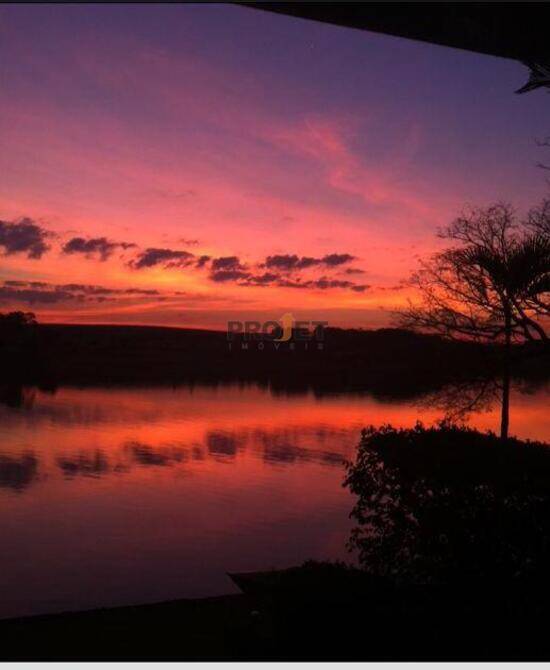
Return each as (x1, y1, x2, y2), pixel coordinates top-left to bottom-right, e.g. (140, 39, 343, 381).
(0, 311, 46, 383)
(0, 311, 37, 341)
(344, 423, 550, 583)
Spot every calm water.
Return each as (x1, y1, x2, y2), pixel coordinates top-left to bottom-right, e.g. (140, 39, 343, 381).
(1, 383, 548, 619)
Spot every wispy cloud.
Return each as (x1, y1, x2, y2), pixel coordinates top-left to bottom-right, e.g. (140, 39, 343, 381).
(0, 280, 163, 306)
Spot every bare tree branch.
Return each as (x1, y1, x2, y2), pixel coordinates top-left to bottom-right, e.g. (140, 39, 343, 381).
(396, 203, 549, 346)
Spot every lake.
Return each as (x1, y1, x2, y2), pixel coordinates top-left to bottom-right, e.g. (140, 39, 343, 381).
(1, 382, 548, 619)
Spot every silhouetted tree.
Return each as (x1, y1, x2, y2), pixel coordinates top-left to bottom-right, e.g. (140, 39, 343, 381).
(526, 197, 550, 238)
(0, 311, 36, 332)
(0, 311, 37, 346)
(399, 203, 549, 439)
(0, 311, 41, 381)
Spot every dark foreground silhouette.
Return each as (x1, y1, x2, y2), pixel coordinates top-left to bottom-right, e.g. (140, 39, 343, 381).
(2, 425, 550, 661)
(2, 564, 550, 660)
(345, 423, 550, 582)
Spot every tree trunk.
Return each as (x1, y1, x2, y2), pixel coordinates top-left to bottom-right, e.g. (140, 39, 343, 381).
(500, 308, 512, 441)
(501, 364, 510, 441)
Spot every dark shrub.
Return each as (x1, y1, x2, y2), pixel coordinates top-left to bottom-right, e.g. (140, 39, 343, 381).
(344, 422, 550, 583)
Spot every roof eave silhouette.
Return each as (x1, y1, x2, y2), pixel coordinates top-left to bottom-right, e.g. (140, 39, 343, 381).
(239, 3, 550, 91)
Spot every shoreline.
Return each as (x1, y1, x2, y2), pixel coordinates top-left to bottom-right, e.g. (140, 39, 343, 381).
(3, 565, 550, 661)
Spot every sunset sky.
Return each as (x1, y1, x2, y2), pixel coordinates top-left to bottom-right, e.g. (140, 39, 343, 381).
(1, 4, 548, 329)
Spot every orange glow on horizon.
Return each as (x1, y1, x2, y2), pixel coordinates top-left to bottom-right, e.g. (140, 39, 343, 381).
(1, 4, 547, 329)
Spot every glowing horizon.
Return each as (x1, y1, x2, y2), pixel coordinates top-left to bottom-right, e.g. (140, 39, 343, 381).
(1, 4, 548, 329)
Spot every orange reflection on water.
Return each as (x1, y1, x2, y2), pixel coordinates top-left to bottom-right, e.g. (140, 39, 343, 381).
(0, 382, 548, 619)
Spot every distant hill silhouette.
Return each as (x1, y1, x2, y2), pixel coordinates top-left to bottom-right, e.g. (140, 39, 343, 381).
(5, 322, 545, 398)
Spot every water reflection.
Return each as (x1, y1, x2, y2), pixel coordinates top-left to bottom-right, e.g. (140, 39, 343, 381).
(57, 451, 111, 479)
(419, 375, 501, 422)
(1, 382, 549, 496)
(0, 381, 548, 620)
(127, 441, 189, 467)
(0, 425, 350, 493)
(0, 453, 38, 492)
(0, 384, 37, 410)
(207, 432, 239, 458)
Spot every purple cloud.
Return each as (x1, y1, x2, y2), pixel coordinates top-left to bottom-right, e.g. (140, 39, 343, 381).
(264, 252, 356, 271)
(321, 253, 355, 266)
(210, 269, 251, 283)
(131, 248, 195, 269)
(62, 236, 135, 261)
(195, 255, 211, 268)
(211, 256, 246, 271)
(0, 218, 52, 259)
